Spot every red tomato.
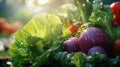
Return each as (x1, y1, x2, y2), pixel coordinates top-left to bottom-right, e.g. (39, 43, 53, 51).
(110, 2, 120, 15)
(113, 39, 120, 55)
(0, 18, 7, 31)
(68, 25, 79, 36)
(0, 18, 21, 34)
(66, 21, 80, 36)
(113, 13, 120, 24)
(110, 2, 120, 25)
(1, 23, 12, 34)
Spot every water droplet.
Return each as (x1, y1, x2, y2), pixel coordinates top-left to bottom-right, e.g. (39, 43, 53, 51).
(83, 4, 85, 7)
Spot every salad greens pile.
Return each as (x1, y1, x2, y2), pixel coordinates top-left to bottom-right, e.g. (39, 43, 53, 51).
(10, 0, 120, 67)
(10, 14, 64, 67)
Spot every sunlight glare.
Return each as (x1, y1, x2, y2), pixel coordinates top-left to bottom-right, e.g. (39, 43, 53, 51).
(38, 0, 49, 5)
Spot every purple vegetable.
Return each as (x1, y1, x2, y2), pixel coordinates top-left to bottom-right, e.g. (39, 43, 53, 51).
(88, 46, 107, 55)
(78, 27, 110, 54)
(63, 37, 79, 53)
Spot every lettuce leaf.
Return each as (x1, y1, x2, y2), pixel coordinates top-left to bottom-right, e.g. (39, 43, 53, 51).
(54, 52, 75, 67)
(10, 14, 63, 66)
(71, 52, 87, 67)
(15, 14, 62, 45)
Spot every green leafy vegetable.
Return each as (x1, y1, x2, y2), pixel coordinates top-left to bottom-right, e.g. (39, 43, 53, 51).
(89, 0, 116, 41)
(92, 0, 103, 11)
(86, 53, 107, 66)
(10, 41, 32, 67)
(54, 52, 75, 67)
(10, 14, 64, 66)
(74, 0, 92, 23)
(71, 52, 87, 67)
(32, 49, 52, 67)
(71, 52, 120, 67)
(62, 28, 72, 38)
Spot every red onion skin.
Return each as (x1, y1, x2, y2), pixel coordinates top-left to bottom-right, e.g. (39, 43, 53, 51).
(78, 27, 110, 54)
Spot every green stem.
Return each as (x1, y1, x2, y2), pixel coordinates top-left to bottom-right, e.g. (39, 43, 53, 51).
(80, 8, 89, 23)
(105, 17, 116, 41)
(76, 0, 92, 23)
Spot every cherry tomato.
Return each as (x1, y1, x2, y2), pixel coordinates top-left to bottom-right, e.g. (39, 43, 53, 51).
(110, 2, 120, 15)
(0, 18, 7, 31)
(68, 25, 79, 36)
(113, 13, 120, 24)
(110, 2, 120, 25)
(1, 23, 12, 34)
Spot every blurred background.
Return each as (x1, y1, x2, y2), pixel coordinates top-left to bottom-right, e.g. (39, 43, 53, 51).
(0, 0, 74, 23)
(0, 0, 119, 23)
(0, 0, 119, 22)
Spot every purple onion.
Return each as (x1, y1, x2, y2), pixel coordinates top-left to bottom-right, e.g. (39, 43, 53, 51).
(78, 27, 110, 54)
(63, 37, 79, 53)
(88, 46, 107, 55)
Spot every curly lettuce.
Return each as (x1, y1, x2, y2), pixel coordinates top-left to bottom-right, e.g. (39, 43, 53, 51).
(10, 14, 64, 67)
